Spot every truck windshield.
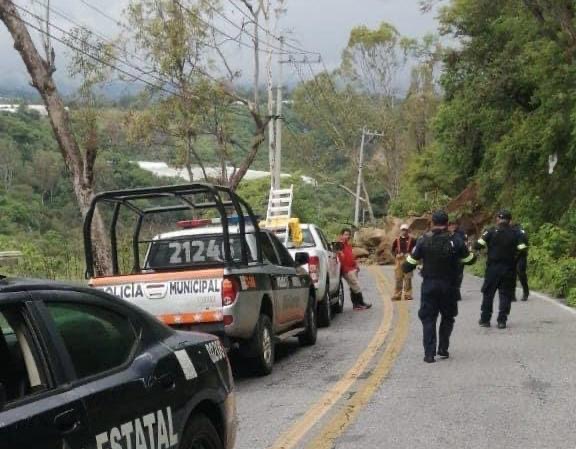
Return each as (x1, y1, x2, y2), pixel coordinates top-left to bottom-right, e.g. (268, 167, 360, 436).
(145, 234, 257, 269)
(286, 228, 316, 249)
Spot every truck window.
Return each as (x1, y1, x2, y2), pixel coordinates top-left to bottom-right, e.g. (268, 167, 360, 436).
(287, 228, 316, 249)
(316, 228, 331, 251)
(269, 233, 296, 268)
(260, 233, 280, 265)
(145, 234, 256, 269)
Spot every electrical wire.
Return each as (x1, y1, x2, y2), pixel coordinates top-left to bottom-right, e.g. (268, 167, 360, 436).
(224, 0, 319, 56)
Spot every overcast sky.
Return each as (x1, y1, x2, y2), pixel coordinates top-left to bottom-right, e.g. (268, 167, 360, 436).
(0, 0, 439, 93)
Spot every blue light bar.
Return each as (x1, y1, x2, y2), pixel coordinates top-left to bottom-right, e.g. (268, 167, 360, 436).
(227, 215, 261, 225)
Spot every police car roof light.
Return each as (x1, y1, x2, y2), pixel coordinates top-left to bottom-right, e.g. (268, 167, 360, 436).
(176, 219, 212, 229)
(227, 215, 261, 225)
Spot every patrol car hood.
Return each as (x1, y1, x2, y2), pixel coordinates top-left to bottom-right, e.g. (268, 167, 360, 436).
(90, 269, 225, 326)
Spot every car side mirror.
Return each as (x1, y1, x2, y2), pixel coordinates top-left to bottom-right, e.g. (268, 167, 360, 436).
(0, 383, 6, 410)
(294, 252, 310, 266)
(332, 242, 344, 252)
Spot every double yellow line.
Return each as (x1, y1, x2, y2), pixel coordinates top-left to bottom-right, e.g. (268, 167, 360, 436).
(268, 267, 410, 449)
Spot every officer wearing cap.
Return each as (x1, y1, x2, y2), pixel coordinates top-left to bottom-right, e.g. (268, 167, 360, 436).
(474, 209, 528, 329)
(403, 210, 476, 363)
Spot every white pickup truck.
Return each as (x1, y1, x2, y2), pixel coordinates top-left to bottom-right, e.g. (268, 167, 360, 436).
(286, 224, 344, 327)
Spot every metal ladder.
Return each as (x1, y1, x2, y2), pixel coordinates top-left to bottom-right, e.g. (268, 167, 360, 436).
(264, 185, 294, 244)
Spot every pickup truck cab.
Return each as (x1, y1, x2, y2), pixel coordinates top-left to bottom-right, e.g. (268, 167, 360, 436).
(84, 184, 317, 376)
(286, 224, 344, 327)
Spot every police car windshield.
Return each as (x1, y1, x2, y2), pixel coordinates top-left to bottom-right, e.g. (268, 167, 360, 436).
(145, 234, 257, 269)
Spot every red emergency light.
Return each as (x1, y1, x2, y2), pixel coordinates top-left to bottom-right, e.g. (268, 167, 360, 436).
(176, 219, 212, 229)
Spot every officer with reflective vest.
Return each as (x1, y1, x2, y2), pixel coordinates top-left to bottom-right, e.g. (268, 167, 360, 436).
(391, 224, 416, 301)
(512, 223, 530, 302)
(474, 210, 528, 329)
(448, 220, 469, 302)
(403, 210, 476, 363)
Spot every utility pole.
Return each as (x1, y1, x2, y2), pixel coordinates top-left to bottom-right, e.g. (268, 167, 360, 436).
(354, 127, 384, 227)
(276, 52, 321, 190)
(266, 0, 277, 190)
(270, 0, 286, 190)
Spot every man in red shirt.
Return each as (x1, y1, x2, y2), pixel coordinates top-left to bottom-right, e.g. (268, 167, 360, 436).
(391, 224, 416, 301)
(338, 228, 372, 310)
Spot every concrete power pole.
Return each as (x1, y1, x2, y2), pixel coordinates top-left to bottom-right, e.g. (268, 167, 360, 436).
(266, 0, 277, 190)
(273, 34, 284, 189)
(271, 0, 286, 190)
(354, 127, 384, 227)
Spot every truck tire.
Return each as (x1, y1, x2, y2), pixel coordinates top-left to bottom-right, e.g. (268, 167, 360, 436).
(250, 314, 275, 376)
(331, 280, 345, 314)
(317, 280, 332, 328)
(299, 292, 318, 346)
(180, 413, 224, 449)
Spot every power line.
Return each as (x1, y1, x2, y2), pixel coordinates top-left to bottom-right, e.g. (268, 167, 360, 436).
(170, 0, 288, 56)
(12, 4, 184, 97)
(224, 0, 319, 56)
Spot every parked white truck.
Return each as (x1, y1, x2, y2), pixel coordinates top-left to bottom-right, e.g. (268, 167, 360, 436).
(286, 224, 344, 327)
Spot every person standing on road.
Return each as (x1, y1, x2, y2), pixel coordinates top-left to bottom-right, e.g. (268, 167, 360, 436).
(403, 211, 476, 363)
(338, 228, 372, 311)
(512, 223, 530, 302)
(474, 210, 528, 328)
(448, 220, 469, 302)
(391, 224, 416, 301)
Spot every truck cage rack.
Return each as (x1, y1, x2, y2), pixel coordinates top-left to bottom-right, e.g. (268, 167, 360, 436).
(84, 183, 263, 278)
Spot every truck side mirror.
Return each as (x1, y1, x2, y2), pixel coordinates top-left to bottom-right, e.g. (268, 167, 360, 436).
(332, 242, 344, 252)
(0, 383, 6, 410)
(294, 252, 309, 267)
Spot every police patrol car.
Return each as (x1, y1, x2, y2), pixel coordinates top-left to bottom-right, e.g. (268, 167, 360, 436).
(0, 275, 237, 449)
(84, 184, 317, 376)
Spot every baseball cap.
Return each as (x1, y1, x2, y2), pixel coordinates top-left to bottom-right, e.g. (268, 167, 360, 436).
(400, 224, 409, 230)
(432, 210, 449, 225)
(497, 209, 512, 220)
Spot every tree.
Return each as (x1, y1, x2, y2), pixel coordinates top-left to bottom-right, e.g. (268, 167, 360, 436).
(126, 0, 270, 189)
(0, 0, 112, 274)
(0, 138, 21, 190)
(29, 150, 61, 203)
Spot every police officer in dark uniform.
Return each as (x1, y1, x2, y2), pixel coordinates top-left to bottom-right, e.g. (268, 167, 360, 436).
(403, 210, 476, 363)
(474, 210, 528, 329)
(512, 223, 530, 302)
(448, 220, 469, 302)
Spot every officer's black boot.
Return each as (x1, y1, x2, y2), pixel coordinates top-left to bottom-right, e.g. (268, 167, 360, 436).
(355, 293, 372, 309)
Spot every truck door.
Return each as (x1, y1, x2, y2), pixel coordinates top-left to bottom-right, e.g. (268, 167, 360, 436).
(318, 228, 340, 295)
(269, 233, 309, 325)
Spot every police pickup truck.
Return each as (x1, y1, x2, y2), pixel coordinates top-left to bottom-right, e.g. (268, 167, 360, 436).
(0, 275, 236, 449)
(84, 184, 317, 375)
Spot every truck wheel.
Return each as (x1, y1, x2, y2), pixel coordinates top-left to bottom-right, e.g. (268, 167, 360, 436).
(180, 413, 224, 449)
(331, 280, 345, 314)
(299, 292, 318, 346)
(317, 280, 332, 328)
(250, 314, 275, 376)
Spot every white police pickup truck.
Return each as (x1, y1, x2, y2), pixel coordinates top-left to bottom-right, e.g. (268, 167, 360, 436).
(286, 224, 344, 327)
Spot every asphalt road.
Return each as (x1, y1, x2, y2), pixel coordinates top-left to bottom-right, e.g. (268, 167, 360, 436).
(232, 266, 576, 449)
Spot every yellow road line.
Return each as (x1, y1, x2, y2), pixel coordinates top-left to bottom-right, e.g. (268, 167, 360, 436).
(304, 272, 411, 449)
(267, 267, 393, 449)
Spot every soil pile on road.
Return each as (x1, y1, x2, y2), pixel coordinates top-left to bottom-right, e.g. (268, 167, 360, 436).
(353, 216, 430, 265)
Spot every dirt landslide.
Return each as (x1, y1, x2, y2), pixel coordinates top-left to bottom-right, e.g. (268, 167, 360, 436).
(352, 216, 430, 265)
(352, 183, 491, 265)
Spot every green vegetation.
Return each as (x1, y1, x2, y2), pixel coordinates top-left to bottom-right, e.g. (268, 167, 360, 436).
(391, 0, 576, 302)
(2, 1, 575, 304)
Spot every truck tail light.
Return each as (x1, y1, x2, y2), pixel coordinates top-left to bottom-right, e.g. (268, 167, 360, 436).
(309, 256, 320, 283)
(222, 277, 239, 306)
